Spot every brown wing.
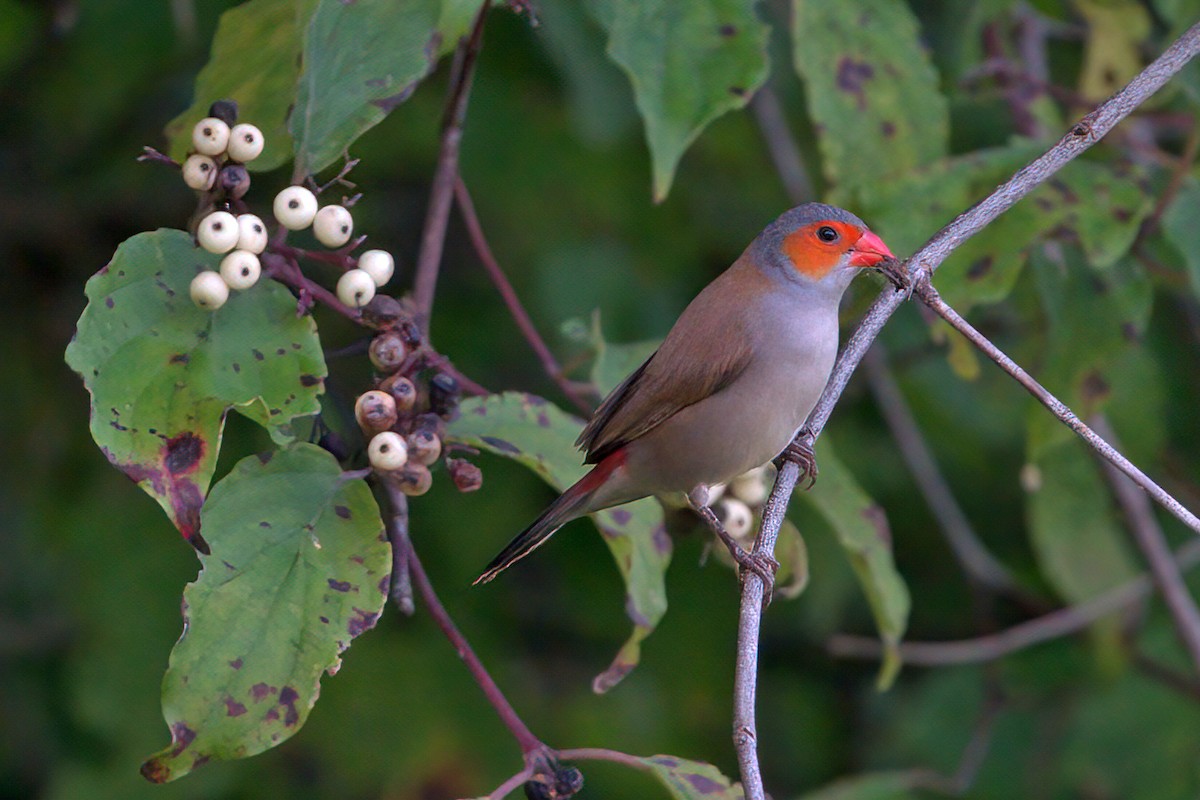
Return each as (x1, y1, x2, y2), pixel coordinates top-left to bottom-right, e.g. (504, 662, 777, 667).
(576, 260, 761, 464)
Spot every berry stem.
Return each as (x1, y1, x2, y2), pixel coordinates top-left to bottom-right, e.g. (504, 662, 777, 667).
(261, 251, 360, 322)
(411, 0, 491, 334)
(384, 482, 546, 755)
(136, 146, 181, 169)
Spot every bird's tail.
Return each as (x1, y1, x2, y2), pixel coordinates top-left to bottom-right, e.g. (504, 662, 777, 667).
(473, 451, 626, 585)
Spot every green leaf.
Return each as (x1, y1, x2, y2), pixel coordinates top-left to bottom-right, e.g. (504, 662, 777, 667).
(1026, 249, 1153, 456)
(1162, 179, 1200, 299)
(795, 771, 920, 800)
(165, 0, 308, 172)
(792, 0, 949, 201)
(589, 315, 659, 396)
(446, 393, 670, 693)
(290, 0, 475, 178)
(140, 444, 387, 782)
(1076, 0, 1151, 103)
(638, 755, 742, 800)
(797, 439, 910, 688)
(1025, 440, 1139, 607)
(65, 229, 326, 546)
(587, 0, 769, 202)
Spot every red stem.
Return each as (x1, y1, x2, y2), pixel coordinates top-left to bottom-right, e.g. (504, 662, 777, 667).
(389, 486, 543, 754)
(454, 177, 595, 414)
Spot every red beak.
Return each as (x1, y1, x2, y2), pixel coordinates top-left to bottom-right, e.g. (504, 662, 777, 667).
(847, 230, 894, 268)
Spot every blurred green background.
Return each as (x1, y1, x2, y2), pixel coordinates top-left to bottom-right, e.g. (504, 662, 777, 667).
(4, 0, 1200, 798)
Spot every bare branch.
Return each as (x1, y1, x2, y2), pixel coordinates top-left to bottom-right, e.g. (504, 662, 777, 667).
(740, 23, 1200, 799)
(1092, 414, 1200, 672)
(862, 345, 1022, 595)
(384, 489, 415, 616)
(917, 282, 1200, 535)
(384, 482, 545, 755)
(749, 85, 812, 201)
(830, 539, 1200, 666)
(412, 1, 490, 334)
(454, 177, 596, 414)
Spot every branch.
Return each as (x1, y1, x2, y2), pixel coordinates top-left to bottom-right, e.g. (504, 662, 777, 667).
(412, 1, 490, 334)
(861, 345, 1022, 596)
(829, 539, 1200, 666)
(916, 281, 1200, 535)
(453, 177, 596, 414)
(383, 482, 545, 755)
(738, 22, 1200, 799)
(749, 85, 812, 201)
(1091, 414, 1200, 672)
(384, 489, 415, 616)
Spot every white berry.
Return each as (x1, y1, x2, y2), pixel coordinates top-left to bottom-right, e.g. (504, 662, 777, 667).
(191, 117, 230, 156)
(313, 205, 354, 247)
(368, 431, 408, 471)
(227, 123, 264, 162)
(182, 154, 217, 191)
(719, 498, 754, 540)
(337, 269, 375, 308)
(196, 211, 240, 254)
(236, 214, 268, 254)
(190, 270, 229, 310)
(729, 465, 771, 506)
(357, 249, 394, 286)
(273, 186, 318, 230)
(219, 250, 261, 290)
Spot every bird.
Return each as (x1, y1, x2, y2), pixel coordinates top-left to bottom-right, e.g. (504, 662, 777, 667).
(475, 203, 894, 589)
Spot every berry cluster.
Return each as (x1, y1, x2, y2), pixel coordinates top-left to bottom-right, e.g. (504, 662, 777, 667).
(709, 465, 773, 546)
(354, 321, 480, 497)
(177, 100, 396, 313)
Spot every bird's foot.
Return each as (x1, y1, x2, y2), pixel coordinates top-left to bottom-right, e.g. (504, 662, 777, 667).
(776, 438, 818, 489)
(731, 548, 779, 608)
(689, 491, 777, 607)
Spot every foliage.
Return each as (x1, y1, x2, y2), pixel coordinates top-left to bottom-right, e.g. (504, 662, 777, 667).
(0, 0, 1196, 798)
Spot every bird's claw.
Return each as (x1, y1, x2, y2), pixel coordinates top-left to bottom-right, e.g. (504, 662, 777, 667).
(730, 548, 779, 608)
(776, 439, 818, 489)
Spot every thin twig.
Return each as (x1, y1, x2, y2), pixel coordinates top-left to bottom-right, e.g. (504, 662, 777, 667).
(862, 345, 1022, 595)
(749, 85, 812, 201)
(454, 177, 596, 414)
(917, 281, 1200, 535)
(1142, 117, 1200, 236)
(384, 489, 415, 616)
(385, 482, 545, 754)
(1092, 414, 1200, 672)
(261, 251, 361, 322)
(412, 1, 490, 334)
(741, 23, 1200, 798)
(829, 539, 1200, 666)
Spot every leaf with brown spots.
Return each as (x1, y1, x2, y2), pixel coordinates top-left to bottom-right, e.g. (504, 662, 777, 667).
(794, 438, 909, 688)
(65, 230, 326, 545)
(586, 0, 769, 201)
(447, 392, 669, 693)
(792, 0, 948, 202)
(290, 0, 476, 177)
(141, 444, 386, 782)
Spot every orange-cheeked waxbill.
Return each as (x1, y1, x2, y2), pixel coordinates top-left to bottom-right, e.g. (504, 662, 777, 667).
(476, 203, 894, 585)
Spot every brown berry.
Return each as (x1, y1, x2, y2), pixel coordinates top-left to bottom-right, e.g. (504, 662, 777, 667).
(396, 463, 432, 496)
(407, 430, 442, 466)
(354, 390, 398, 433)
(369, 331, 407, 373)
(386, 376, 417, 412)
(447, 458, 482, 492)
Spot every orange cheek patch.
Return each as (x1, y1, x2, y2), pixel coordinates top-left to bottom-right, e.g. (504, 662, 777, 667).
(783, 228, 838, 280)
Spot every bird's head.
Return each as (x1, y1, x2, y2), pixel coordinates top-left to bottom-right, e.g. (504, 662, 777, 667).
(750, 203, 894, 297)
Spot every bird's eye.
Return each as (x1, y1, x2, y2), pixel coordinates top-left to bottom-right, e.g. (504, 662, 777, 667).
(816, 225, 839, 243)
